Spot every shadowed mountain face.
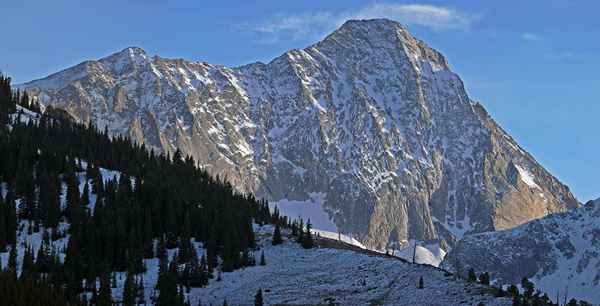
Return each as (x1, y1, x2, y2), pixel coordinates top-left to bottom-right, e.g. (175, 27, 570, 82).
(20, 19, 578, 249)
(442, 199, 600, 303)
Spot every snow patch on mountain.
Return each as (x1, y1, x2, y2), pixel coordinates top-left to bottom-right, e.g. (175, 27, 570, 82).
(514, 164, 541, 190)
(270, 192, 337, 232)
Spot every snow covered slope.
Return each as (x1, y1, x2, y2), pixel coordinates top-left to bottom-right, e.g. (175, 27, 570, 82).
(1, 219, 511, 305)
(19, 19, 579, 250)
(442, 200, 600, 303)
(182, 225, 511, 306)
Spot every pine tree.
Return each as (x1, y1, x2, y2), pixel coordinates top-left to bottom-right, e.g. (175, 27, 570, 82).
(301, 219, 314, 249)
(21, 243, 35, 280)
(8, 245, 17, 280)
(479, 272, 490, 285)
(35, 238, 52, 274)
(296, 219, 304, 244)
(81, 180, 90, 208)
(467, 268, 477, 282)
(111, 272, 117, 289)
(179, 213, 194, 263)
(158, 260, 179, 306)
(199, 253, 210, 285)
(0, 204, 6, 252)
(291, 220, 298, 236)
(521, 277, 535, 298)
(254, 288, 264, 306)
(259, 250, 266, 266)
(97, 270, 113, 306)
(157, 236, 168, 290)
(272, 224, 283, 245)
(122, 270, 136, 306)
(506, 284, 519, 297)
(567, 298, 578, 306)
(5, 193, 17, 245)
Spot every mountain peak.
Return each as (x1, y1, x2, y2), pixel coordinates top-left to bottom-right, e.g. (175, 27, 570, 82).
(338, 18, 406, 30)
(97, 46, 150, 74)
(316, 18, 449, 71)
(103, 46, 148, 62)
(116, 46, 146, 56)
(327, 18, 408, 41)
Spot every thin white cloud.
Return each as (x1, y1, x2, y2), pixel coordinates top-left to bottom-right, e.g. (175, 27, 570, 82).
(521, 32, 543, 41)
(247, 3, 479, 43)
(353, 4, 477, 31)
(544, 51, 578, 61)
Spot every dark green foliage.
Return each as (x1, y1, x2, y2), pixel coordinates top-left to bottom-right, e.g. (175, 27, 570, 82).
(521, 277, 535, 298)
(260, 250, 266, 266)
(507, 284, 519, 297)
(478, 272, 490, 285)
(567, 299, 578, 306)
(0, 270, 83, 306)
(467, 268, 477, 282)
(97, 270, 113, 306)
(157, 260, 180, 306)
(301, 219, 314, 249)
(122, 270, 136, 306)
(272, 223, 283, 245)
(254, 288, 264, 306)
(7, 245, 17, 280)
(417, 276, 424, 289)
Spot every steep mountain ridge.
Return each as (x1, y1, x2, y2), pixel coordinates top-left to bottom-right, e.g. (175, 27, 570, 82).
(442, 199, 600, 302)
(20, 19, 579, 249)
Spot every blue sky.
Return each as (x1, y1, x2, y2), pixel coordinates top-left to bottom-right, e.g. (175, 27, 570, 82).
(1, 1, 598, 201)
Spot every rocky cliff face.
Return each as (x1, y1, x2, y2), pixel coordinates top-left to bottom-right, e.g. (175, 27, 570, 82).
(20, 19, 579, 249)
(441, 199, 600, 303)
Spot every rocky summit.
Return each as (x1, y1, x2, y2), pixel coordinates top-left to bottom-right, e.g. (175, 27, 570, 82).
(20, 19, 578, 250)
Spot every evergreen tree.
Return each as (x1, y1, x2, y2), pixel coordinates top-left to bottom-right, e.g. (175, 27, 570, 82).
(259, 250, 266, 266)
(296, 219, 304, 244)
(0, 204, 6, 252)
(7, 245, 17, 280)
(506, 284, 519, 297)
(479, 272, 490, 285)
(521, 277, 535, 298)
(272, 224, 283, 245)
(467, 268, 477, 282)
(301, 219, 314, 249)
(567, 299, 578, 306)
(20, 244, 35, 280)
(291, 220, 298, 237)
(97, 270, 113, 306)
(254, 288, 264, 306)
(122, 269, 136, 306)
(158, 260, 179, 306)
(81, 180, 90, 208)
